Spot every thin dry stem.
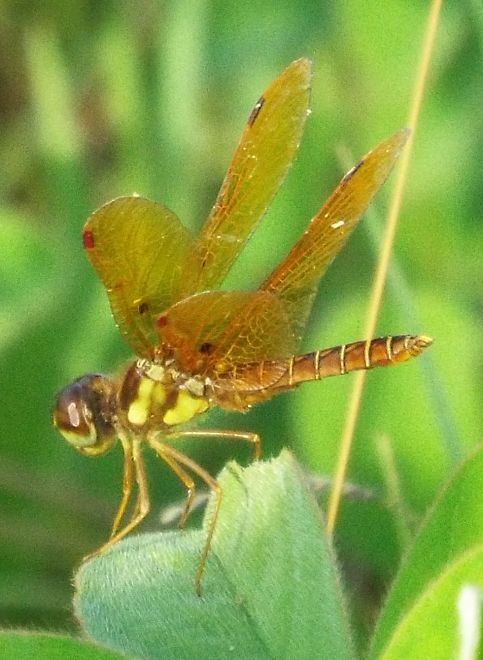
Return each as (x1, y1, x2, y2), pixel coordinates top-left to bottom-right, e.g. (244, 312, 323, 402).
(326, 0, 443, 535)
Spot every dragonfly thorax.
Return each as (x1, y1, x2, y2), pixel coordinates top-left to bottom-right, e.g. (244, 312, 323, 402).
(118, 358, 210, 435)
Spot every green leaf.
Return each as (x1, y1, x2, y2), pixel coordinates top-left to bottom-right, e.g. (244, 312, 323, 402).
(0, 632, 125, 659)
(370, 443, 483, 658)
(74, 451, 355, 659)
(373, 548, 483, 659)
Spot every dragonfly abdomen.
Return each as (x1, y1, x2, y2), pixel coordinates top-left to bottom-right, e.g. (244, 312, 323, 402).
(278, 334, 432, 387)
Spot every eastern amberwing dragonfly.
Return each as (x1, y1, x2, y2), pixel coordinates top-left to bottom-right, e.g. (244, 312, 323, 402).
(53, 58, 431, 593)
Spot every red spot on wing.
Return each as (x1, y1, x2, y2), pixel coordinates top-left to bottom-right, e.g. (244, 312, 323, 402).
(157, 315, 168, 328)
(83, 229, 95, 250)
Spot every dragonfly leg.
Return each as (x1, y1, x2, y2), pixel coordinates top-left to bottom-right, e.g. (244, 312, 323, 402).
(84, 436, 150, 561)
(109, 435, 133, 538)
(157, 452, 196, 529)
(149, 438, 221, 597)
(163, 428, 261, 461)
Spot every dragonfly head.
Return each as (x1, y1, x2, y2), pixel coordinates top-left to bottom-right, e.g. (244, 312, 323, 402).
(53, 374, 117, 456)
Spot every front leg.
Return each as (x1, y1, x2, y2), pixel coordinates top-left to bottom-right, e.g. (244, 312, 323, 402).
(110, 433, 134, 538)
(83, 436, 150, 561)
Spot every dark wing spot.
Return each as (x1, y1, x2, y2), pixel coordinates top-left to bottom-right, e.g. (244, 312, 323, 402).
(247, 95, 265, 127)
(138, 301, 150, 315)
(199, 342, 214, 355)
(341, 158, 363, 185)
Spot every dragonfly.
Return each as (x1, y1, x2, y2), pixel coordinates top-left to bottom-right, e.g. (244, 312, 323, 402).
(53, 58, 431, 594)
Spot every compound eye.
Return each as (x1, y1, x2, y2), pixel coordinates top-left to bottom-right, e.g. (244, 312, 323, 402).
(53, 382, 97, 448)
(53, 374, 116, 455)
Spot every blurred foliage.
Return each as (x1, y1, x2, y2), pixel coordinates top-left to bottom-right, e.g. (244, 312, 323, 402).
(0, 0, 481, 651)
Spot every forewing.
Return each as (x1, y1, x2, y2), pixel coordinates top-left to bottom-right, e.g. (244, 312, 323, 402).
(83, 196, 195, 357)
(261, 129, 408, 341)
(158, 290, 297, 389)
(178, 58, 312, 297)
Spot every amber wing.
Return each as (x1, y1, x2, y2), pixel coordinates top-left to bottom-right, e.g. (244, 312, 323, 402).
(158, 290, 297, 390)
(83, 196, 195, 358)
(83, 60, 311, 358)
(261, 129, 409, 342)
(177, 58, 311, 298)
(157, 131, 408, 391)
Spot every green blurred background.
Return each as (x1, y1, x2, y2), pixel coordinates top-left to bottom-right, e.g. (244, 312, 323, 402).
(0, 0, 481, 645)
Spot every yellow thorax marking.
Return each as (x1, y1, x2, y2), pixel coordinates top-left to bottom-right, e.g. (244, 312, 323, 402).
(127, 377, 167, 427)
(163, 389, 209, 426)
